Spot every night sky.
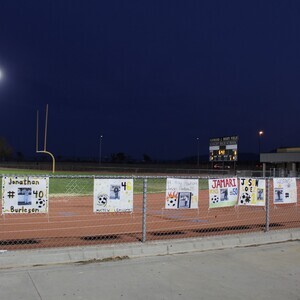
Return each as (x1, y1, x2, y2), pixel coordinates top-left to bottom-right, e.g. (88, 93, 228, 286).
(0, 1, 300, 161)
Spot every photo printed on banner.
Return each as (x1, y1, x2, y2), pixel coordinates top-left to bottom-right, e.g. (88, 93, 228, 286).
(209, 178, 238, 208)
(273, 178, 297, 204)
(94, 178, 133, 212)
(238, 178, 266, 206)
(165, 178, 198, 209)
(2, 176, 49, 214)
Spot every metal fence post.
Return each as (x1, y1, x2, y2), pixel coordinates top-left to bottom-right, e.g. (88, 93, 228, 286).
(265, 177, 270, 232)
(142, 178, 147, 243)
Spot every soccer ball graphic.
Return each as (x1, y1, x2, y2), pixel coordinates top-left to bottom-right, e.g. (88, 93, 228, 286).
(97, 194, 108, 207)
(240, 192, 251, 204)
(166, 192, 178, 208)
(167, 197, 177, 207)
(36, 199, 46, 208)
(211, 195, 219, 204)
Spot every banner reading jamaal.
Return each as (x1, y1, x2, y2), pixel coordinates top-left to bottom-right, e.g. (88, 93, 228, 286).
(273, 178, 297, 204)
(2, 176, 49, 214)
(238, 178, 266, 206)
(94, 178, 133, 212)
(209, 178, 238, 208)
(165, 178, 198, 209)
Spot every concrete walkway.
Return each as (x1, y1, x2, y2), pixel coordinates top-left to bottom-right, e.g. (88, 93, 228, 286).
(1, 229, 300, 269)
(0, 240, 299, 299)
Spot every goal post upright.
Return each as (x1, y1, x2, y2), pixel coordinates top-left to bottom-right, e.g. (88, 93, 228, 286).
(44, 104, 48, 151)
(36, 104, 56, 173)
(36, 110, 39, 153)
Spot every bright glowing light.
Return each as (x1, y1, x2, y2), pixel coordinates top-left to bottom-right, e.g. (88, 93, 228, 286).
(0, 69, 3, 80)
(259, 131, 264, 136)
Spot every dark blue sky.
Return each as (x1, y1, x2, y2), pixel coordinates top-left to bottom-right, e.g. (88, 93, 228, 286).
(0, 1, 300, 160)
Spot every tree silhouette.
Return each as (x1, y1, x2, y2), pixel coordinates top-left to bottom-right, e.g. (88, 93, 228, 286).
(0, 137, 13, 161)
(111, 152, 127, 163)
(143, 153, 152, 163)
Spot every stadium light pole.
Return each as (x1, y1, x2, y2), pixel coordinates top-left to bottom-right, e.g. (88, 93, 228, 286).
(258, 130, 264, 153)
(196, 137, 200, 166)
(99, 134, 103, 164)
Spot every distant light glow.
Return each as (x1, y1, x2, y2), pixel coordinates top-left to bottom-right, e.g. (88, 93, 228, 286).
(0, 69, 3, 80)
(259, 131, 264, 136)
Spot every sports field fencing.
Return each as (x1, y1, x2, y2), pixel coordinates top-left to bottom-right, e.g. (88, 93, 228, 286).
(0, 175, 299, 250)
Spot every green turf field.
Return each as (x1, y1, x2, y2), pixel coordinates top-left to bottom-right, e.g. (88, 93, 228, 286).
(0, 168, 208, 197)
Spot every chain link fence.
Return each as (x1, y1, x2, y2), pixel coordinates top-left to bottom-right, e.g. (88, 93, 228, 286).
(0, 175, 299, 250)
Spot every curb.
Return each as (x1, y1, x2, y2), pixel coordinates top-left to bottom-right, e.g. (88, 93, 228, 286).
(0, 229, 299, 269)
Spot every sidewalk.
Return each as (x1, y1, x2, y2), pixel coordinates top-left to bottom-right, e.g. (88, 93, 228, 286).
(0, 228, 300, 269)
(0, 238, 299, 300)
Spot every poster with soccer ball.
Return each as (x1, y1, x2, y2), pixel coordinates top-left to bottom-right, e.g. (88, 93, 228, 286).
(165, 178, 198, 209)
(2, 176, 49, 214)
(209, 178, 238, 208)
(273, 178, 297, 204)
(93, 178, 133, 212)
(238, 178, 266, 206)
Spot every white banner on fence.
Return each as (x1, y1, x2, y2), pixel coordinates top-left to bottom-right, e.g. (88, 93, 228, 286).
(165, 178, 198, 209)
(2, 176, 49, 214)
(238, 178, 266, 206)
(209, 178, 238, 208)
(273, 178, 297, 204)
(93, 178, 133, 212)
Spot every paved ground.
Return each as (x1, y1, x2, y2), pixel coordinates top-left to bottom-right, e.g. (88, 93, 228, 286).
(0, 240, 299, 300)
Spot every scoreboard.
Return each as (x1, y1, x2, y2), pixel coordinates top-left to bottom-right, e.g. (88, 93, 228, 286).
(209, 136, 238, 162)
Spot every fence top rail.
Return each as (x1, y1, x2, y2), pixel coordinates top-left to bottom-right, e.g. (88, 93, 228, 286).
(1, 174, 300, 180)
